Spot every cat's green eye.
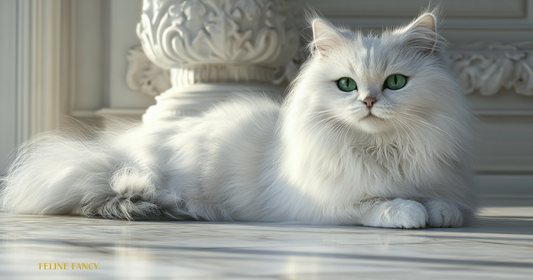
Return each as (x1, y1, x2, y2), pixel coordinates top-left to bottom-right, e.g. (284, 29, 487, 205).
(337, 77, 357, 92)
(385, 74, 407, 90)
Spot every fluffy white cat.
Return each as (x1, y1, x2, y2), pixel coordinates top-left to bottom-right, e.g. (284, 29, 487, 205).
(1, 12, 477, 228)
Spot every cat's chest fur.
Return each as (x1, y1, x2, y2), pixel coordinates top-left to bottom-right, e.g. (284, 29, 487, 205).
(280, 130, 442, 204)
(352, 141, 402, 168)
(351, 139, 426, 179)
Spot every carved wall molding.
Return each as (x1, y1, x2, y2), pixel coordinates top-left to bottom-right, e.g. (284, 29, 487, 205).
(135, 0, 299, 122)
(449, 41, 533, 96)
(126, 46, 171, 97)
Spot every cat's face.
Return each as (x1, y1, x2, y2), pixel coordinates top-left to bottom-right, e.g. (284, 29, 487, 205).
(295, 13, 459, 135)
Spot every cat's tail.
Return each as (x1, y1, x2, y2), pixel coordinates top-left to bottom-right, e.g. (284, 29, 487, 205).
(0, 132, 168, 220)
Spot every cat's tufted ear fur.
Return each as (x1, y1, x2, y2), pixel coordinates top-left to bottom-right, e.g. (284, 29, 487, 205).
(312, 19, 345, 57)
(395, 12, 441, 55)
(407, 12, 437, 33)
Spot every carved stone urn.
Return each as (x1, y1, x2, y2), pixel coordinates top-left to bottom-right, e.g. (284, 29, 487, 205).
(136, 0, 299, 123)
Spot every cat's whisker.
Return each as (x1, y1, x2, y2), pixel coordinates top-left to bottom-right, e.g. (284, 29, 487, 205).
(396, 111, 464, 148)
(393, 112, 467, 160)
(402, 108, 468, 127)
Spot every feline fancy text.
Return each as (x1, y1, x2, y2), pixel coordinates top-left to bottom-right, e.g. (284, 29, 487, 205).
(39, 263, 99, 270)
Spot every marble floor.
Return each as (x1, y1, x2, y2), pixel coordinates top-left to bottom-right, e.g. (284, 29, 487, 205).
(1, 198, 532, 280)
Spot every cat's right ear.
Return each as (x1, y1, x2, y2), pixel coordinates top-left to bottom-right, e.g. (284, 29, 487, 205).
(395, 12, 441, 55)
(312, 19, 344, 57)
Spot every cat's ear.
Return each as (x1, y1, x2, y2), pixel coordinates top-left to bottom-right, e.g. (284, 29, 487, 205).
(395, 13, 440, 55)
(312, 19, 344, 57)
(407, 12, 437, 33)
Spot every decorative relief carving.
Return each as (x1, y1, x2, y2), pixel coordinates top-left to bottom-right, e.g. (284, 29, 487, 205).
(126, 46, 171, 97)
(136, 0, 299, 76)
(449, 42, 533, 96)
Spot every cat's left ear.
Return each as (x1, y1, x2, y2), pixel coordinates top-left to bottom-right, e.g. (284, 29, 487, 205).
(312, 19, 344, 57)
(395, 13, 439, 55)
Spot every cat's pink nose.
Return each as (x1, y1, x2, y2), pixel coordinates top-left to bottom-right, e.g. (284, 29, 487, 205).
(362, 97, 377, 108)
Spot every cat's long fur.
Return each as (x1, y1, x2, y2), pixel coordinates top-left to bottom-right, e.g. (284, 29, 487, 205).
(1, 12, 477, 228)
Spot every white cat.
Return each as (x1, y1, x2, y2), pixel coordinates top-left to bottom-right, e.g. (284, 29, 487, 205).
(1, 12, 477, 228)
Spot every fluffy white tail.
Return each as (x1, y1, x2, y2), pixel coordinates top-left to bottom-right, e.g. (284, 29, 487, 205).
(1, 133, 166, 220)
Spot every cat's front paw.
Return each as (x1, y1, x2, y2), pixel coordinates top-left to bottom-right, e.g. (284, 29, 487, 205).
(423, 200, 463, 228)
(361, 198, 428, 229)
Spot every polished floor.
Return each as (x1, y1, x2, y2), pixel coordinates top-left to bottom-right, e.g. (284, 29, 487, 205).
(1, 197, 532, 279)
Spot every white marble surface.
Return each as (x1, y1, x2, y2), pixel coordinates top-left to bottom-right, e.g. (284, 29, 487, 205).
(1, 198, 532, 279)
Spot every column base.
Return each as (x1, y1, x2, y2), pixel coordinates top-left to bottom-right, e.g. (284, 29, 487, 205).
(142, 83, 284, 123)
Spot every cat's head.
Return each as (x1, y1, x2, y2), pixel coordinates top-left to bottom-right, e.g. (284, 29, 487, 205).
(290, 12, 465, 136)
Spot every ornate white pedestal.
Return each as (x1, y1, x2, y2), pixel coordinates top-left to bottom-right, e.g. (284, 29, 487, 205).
(136, 0, 299, 123)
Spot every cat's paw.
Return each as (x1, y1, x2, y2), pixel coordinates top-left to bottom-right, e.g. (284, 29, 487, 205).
(361, 198, 428, 229)
(423, 200, 463, 228)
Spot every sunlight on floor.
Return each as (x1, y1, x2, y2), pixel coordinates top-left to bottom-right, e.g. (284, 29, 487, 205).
(1, 198, 532, 279)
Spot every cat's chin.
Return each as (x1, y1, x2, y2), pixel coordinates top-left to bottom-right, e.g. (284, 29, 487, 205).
(356, 115, 393, 134)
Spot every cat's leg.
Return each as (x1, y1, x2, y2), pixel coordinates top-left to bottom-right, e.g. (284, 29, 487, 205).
(357, 198, 428, 229)
(421, 200, 463, 228)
